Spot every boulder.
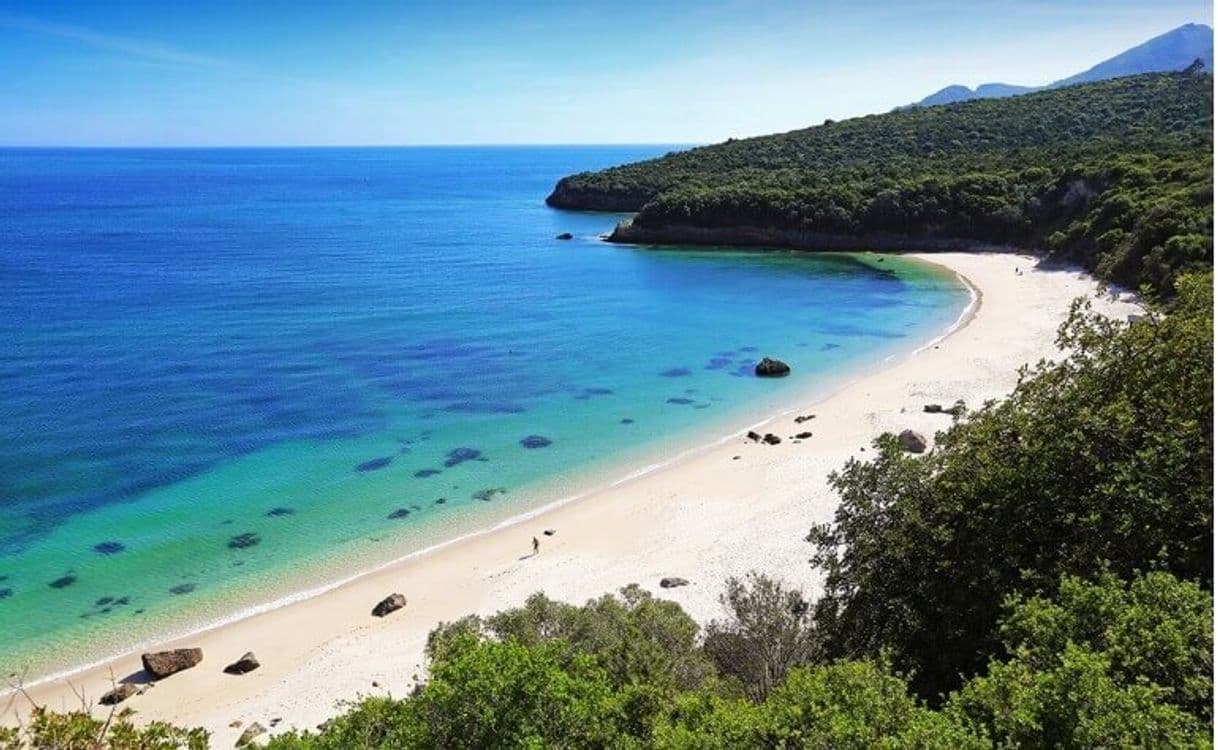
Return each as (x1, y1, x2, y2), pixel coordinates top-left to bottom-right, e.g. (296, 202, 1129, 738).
(794, 414, 816, 423)
(898, 430, 928, 453)
(923, 404, 943, 413)
(763, 433, 782, 445)
(555, 232, 574, 240)
(543, 529, 557, 536)
(659, 577, 689, 588)
(946, 400, 967, 417)
(754, 357, 791, 377)
(224, 652, 261, 675)
(99, 683, 138, 706)
(746, 431, 761, 442)
(372, 593, 407, 617)
(236, 722, 266, 747)
(141, 648, 203, 680)
(795, 431, 812, 439)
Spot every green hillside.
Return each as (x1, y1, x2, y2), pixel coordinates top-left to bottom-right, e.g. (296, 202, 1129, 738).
(548, 71, 1213, 294)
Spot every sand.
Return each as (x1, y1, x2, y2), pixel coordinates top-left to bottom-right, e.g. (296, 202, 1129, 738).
(2, 253, 1140, 744)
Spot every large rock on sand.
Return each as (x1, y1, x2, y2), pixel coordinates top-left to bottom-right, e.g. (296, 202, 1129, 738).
(99, 683, 138, 705)
(141, 648, 203, 679)
(660, 577, 690, 588)
(224, 652, 261, 675)
(236, 722, 266, 747)
(898, 430, 928, 453)
(754, 357, 791, 377)
(372, 593, 407, 617)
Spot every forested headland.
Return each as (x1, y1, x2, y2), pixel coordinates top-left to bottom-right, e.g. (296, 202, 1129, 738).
(548, 70, 1213, 295)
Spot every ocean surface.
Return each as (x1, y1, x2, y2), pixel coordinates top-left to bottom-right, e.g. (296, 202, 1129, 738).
(0, 146, 968, 679)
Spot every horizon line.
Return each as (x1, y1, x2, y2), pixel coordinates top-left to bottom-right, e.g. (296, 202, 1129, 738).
(0, 142, 704, 150)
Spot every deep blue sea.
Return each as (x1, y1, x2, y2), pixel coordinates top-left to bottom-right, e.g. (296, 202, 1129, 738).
(0, 146, 967, 678)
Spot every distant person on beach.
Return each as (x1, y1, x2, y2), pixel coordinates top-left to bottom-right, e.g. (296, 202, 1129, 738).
(532, 536, 540, 555)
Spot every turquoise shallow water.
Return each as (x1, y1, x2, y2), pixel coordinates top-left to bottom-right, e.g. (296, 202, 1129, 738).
(0, 146, 968, 679)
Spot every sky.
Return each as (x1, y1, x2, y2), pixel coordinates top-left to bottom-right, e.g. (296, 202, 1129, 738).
(0, 0, 1211, 146)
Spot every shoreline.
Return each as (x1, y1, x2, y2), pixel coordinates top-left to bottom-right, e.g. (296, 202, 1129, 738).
(1, 254, 968, 694)
(3, 253, 1137, 744)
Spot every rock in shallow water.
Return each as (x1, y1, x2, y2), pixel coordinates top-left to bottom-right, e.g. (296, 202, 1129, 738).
(443, 447, 482, 467)
(356, 456, 393, 472)
(520, 435, 552, 449)
(754, 357, 791, 377)
(93, 541, 126, 555)
(228, 533, 260, 550)
(142, 647, 203, 679)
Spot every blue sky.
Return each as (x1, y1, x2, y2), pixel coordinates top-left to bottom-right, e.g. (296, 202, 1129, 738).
(0, 1, 1211, 146)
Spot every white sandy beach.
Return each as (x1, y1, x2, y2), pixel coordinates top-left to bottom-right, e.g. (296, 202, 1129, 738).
(3, 252, 1140, 745)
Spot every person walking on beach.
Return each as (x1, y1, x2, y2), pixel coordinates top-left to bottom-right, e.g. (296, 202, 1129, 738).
(532, 536, 540, 555)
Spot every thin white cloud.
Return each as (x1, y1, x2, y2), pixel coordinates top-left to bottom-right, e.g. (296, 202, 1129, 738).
(0, 12, 238, 70)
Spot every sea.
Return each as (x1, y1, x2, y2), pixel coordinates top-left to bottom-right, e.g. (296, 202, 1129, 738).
(0, 146, 968, 680)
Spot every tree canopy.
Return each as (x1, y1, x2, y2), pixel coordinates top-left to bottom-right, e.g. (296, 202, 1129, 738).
(549, 71, 1213, 294)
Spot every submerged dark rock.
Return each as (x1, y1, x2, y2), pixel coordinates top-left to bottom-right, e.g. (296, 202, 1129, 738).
(228, 533, 261, 550)
(444, 447, 483, 467)
(555, 232, 574, 240)
(372, 593, 407, 617)
(142, 647, 203, 679)
(620, 418, 635, 425)
(755, 358, 791, 377)
(666, 397, 694, 405)
(169, 583, 196, 595)
(472, 487, 507, 502)
(356, 457, 393, 472)
(388, 508, 411, 519)
(0, 588, 12, 600)
(520, 435, 552, 449)
(93, 541, 126, 555)
(414, 468, 440, 478)
(49, 574, 77, 589)
(265, 507, 296, 517)
(661, 367, 692, 377)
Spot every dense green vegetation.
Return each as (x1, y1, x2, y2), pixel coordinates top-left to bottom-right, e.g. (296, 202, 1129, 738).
(4, 573, 1209, 747)
(549, 72, 1213, 294)
(810, 272, 1212, 701)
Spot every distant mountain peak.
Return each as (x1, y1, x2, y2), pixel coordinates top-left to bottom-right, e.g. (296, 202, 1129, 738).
(905, 22, 1213, 109)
